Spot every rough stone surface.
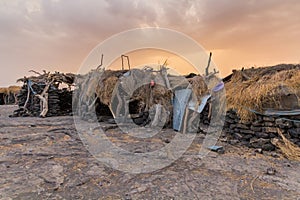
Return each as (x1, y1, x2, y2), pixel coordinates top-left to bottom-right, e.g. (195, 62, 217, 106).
(1, 105, 300, 199)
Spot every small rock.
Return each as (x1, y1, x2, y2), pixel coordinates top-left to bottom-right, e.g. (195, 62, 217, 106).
(236, 124, 249, 129)
(254, 148, 263, 154)
(240, 129, 254, 135)
(124, 194, 132, 200)
(263, 117, 275, 122)
(208, 146, 225, 154)
(234, 132, 243, 139)
(250, 126, 262, 132)
(262, 143, 275, 151)
(255, 132, 270, 139)
(270, 152, 280, 158)
(164, 139, 170, 143)
(229, 139, 239, 145)
(262, 127, 278, 133)
(264, 122, 275, 127)
(266, 167, 276, 175)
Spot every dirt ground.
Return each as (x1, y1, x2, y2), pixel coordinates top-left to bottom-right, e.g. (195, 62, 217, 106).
(0, 105, 299, 200)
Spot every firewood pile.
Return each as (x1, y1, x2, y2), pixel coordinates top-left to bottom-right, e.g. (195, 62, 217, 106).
(11, 71, 75, 117)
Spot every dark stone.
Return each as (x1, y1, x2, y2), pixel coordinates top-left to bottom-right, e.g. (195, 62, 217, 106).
(240, 129, 254, 135)
(270, 152, 280, 158)
(250, 126, 262, 132)
(230, 124, 237, 129)
(262, 127, 278, 133)
(234, 118, 240, 123)
(252, 120, 263, 127)
(254, 148, 263, 154)
(236, 124, 249, 130)
(242, 134, 253, 140)
(229, 139, 239, 145)
(276, 119, 293, 128)
(262, 143, 275, 151)
(264, 122, 275, 127)
(275, 118, 284, 125)
(242, 121, 252, 126)
(266, 167, 276, 175)
(289, 138, 299, 144)
(294, 122, 300, 128)
(249, 138, 269, 149)
(255, 132, 270, 139)
(257, 115, 263, 122)
(240, 140, 249, 146)
(225, 118, 235, 124)
(234, 133, 243, 139)
(225, 128, 235, 134)
(234, 128, 240, 133)
(263, 117, 275, 122)
(223, 123, 230, 128)
(288, 128, 300, 138)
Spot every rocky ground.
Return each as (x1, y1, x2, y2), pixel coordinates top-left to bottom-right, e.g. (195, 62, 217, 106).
(0, 105, 300, 199)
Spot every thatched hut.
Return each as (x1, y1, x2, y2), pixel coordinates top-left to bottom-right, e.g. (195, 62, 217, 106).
(223, 64, 300, 157)
(224, 64, 300, 122)
(0, 86, 21, 105)
(75, 66, 212, 130)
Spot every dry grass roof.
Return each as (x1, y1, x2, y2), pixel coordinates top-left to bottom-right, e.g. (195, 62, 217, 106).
(0, 86, 21, 94)
(225, 64, 300, 121)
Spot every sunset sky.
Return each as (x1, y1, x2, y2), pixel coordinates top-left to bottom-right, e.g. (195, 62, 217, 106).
(0, 0, 300, 86)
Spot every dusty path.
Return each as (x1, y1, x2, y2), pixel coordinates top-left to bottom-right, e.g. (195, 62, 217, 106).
(0, 105, 299, 199)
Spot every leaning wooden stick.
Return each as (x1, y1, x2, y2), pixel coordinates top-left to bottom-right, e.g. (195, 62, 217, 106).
(35, 80, 53, 117)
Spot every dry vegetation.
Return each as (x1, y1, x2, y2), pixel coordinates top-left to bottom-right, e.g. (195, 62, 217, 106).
(225, 65, 300, 122)
(272, 129, 300, 161)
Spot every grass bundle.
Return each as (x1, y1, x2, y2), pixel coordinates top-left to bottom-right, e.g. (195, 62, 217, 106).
(225, 66, 300, 122)
(271, 129, 300, 161)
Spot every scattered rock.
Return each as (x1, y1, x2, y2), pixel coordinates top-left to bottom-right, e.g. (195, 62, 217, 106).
(254, 148, 263, 154)
(266, 167, 276, 175)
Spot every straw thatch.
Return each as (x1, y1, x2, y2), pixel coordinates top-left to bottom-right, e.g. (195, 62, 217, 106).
(225, 64, 300, 122)
(82, 67, 209, 126)
(190, 75, 209, 103)
(271, 129, 300, 161)
(94, 68, 208, 107)
(8, 86, 21, 94)
(0, 86, 21, 95)
(0, 87, 8, 94)
(0, 86, 21, 104)
(95, 70, 128, 106)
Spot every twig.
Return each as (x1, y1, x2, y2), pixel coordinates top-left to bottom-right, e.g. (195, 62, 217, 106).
(184, 174, 200, 200)
(29, 70, 43, 76)
(250, 173, 261, 193)
(23, 82, 31, 109)
(96, 54, 104, 70)
(205, 52, 212, 76)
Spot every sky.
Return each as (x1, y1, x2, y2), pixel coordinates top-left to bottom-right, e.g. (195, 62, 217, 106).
(0, 0, 300, 86)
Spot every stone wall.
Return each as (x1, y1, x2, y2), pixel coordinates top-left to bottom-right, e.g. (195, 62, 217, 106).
(223, 110, 300, 150)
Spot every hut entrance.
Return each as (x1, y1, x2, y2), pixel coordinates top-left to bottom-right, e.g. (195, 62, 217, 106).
(0, 93, 4, 105)
(95, 98, 114, 122)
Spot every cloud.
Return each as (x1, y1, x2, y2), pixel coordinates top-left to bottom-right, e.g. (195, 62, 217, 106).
(0, 0, 300, 86)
